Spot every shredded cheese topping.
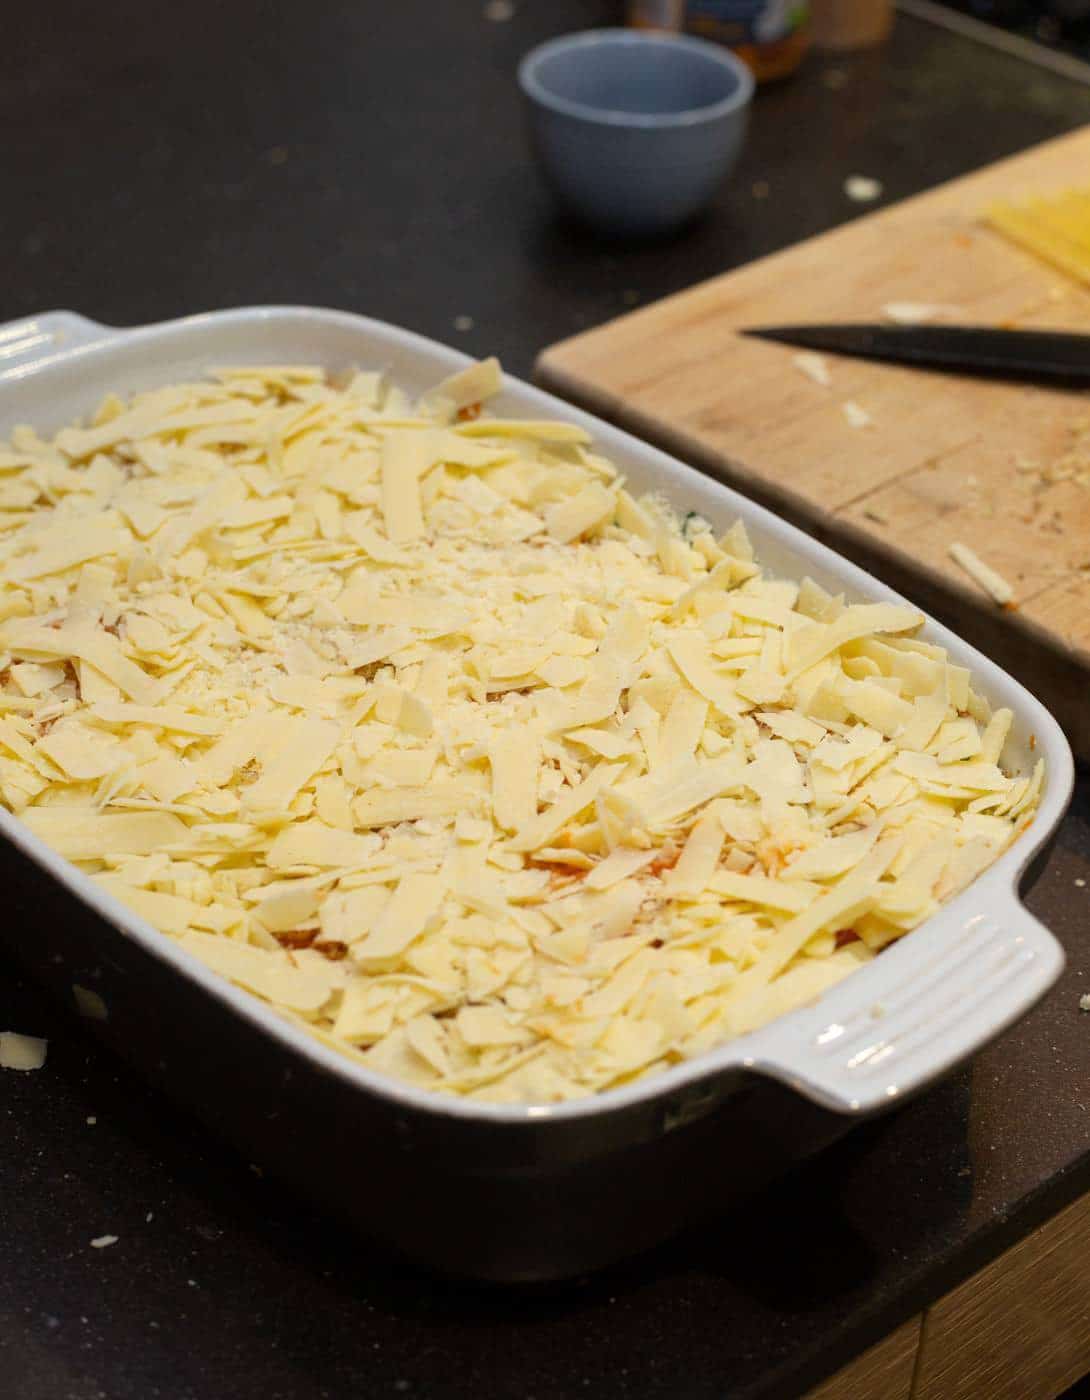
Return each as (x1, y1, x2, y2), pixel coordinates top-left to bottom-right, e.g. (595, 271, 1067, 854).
(0, 362, 1042, 1102)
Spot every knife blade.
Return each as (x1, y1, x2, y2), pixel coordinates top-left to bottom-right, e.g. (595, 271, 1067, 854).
(741, 323, 1090, 386)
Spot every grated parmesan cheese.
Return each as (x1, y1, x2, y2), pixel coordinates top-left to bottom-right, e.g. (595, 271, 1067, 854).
(0, 360, 1040, 1103)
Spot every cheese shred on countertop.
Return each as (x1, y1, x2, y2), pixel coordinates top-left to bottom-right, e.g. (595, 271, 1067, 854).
(0, 361, 1042, 1102)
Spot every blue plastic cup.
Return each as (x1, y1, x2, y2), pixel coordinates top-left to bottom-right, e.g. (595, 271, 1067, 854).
(519, 28, 754, 239)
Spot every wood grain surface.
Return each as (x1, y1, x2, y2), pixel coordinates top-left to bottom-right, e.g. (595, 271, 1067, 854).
(800, 1190, 1090, 1399)
(913, 1191, 1090, 1400)
(536, 128, 1090, 756)
(804, 1316, 922, 1400)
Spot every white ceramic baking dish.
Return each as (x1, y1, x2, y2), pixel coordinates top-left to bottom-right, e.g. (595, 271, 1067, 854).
(0, 307, 1073, 1280)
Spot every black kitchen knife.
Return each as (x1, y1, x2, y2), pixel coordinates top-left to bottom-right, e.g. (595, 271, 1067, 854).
(741, 323, 1090, 386)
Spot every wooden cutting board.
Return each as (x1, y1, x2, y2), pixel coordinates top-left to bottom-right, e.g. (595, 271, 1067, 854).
(536, 128, 1090, 758)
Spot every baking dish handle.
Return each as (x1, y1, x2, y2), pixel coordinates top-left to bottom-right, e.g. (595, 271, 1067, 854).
(0, 311, 119, 379)
(749, 886, 1065, 1115)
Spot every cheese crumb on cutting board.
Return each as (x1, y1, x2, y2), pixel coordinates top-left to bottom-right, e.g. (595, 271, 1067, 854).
(880, 302, 959, 325)
(0, 360, 1041, 1104)
(793, 352, 832, 387)
(949, 541, 1014, 606)
(842, 401, 872, 430)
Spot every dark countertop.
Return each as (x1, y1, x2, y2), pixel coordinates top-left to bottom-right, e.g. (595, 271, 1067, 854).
(2, 4, 1090, 1398)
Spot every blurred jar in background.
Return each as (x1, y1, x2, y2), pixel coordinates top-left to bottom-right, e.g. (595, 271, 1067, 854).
(627, 0, 809, 81)
(627, 0, 688, 25)
(808, 0, 892, 48)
